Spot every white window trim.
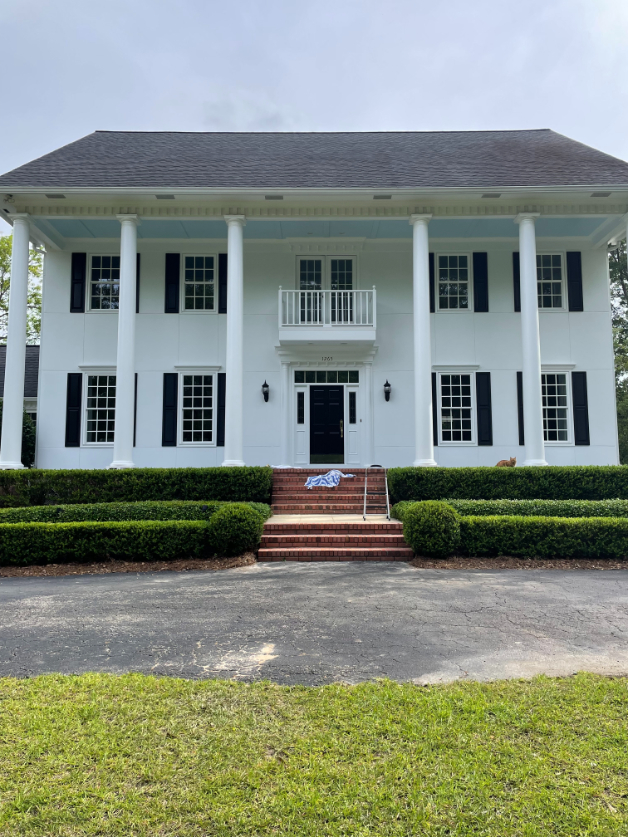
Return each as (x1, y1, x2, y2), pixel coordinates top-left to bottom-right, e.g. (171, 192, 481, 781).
(435, 253, 473, 314)
(437, 370, 477, 446)
(295, 255, 359, 291)
(177, 370, 217, 447)
(82, 368, 116, 447)
(180, 254, 218, 314)
(541, 368, 572, 445)
(536, 251, 567, 313)
(87, 254, 121, 314)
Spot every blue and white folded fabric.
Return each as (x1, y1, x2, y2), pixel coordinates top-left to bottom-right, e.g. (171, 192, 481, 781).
(304, 470, 356, 489)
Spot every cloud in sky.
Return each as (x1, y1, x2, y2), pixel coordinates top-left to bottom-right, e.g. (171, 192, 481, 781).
(1, 0, 627, 233)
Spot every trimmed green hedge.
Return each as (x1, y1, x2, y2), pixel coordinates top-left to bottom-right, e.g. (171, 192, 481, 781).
(388, 466, 628, 503)
(0, 500, 271, 525)
(0, 505, 268, 567)
(395, 500, 628, 559)
(461, 515, 628, 559)
(392, 499, 628, 520)
(0, 467, 273, 508)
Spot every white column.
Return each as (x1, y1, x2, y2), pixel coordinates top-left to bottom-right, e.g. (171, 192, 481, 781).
(279, 361, 291, 467)
(222, 215, 246, 466)
(0, 215, 30, 469)
(363, 361, 374, 466)
(516, 213, 547, 466)
(109, 215, 138, 469)
(410, 214, 437, 466)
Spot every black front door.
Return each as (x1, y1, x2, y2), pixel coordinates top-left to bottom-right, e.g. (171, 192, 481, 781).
(310, 386, 344, 464)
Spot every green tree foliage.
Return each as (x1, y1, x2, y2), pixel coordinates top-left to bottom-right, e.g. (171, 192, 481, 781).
(610, 242, 628, 462)
(0, 234, 42, 343)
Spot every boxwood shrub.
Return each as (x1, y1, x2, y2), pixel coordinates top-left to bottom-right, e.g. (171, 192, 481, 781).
(0, 500, 272, 525)
(402, 499, 628, 519)
(0, 501, 269, 566)
(388, 466, 628, 503)
(0, 466, 273, 508)
(460, 515, 628, 559)
(206, 503, 265, 557)
(402, 501, 460, 558)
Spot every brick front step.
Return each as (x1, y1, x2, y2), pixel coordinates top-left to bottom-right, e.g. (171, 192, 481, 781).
(271, 505, 386, 514)
(261, 535, 406, 546)
(265, 522, 403, 532)
(258, 547, 413, 561)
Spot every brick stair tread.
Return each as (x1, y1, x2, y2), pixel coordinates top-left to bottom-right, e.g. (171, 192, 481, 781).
(261, 534, 406, 543)
(258, 549, 412, 559)
(264, 523, 401, 531)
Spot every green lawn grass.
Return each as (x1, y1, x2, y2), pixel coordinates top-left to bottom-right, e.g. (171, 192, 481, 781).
(1, 673, 627, 836)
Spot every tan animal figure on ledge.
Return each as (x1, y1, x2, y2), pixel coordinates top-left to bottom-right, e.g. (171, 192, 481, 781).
(496, 457, 517, 467)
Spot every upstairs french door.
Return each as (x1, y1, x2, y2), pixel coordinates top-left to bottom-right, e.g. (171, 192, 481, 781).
(297, 256, 355, 324)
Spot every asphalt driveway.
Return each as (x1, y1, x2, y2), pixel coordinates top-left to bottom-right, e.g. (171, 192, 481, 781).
(1, 563, 628, 685)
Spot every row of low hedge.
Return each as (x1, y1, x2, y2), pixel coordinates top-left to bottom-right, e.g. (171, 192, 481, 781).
(0, 500, 272, 525)
(387, 466, 628, 502)
(392, 498, 628, 520)
(0, 467, 273, 508)
(0, 503, 266, 566)
(395, 501, 628, 559)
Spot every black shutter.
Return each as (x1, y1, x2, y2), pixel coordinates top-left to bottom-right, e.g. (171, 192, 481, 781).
(162, 373, 178, 446)
(566, 251, 584, 312)
(517, 371, 525, 446)
(572, 371, 590, 445)
(65, 373, 82, 447)
(476, 371, 493, 445)
(513, 252, 521, 312)
(217, 372, 226, 447)
(429, 252, 435, 313)
(135, 253, 141, 314)
(431, 371, 438, 446)
(218, 253, 228, 313)
(165, 253, 180, 313)
(70, 253, 86, 313)
(133, 373, 138, 447)
(473, 252, 489, 312)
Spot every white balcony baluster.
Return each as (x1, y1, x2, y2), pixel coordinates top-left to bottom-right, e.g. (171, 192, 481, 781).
(280, 289, 375, 327)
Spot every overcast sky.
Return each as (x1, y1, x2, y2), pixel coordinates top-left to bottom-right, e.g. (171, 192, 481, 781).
(1, 0, 627, 233)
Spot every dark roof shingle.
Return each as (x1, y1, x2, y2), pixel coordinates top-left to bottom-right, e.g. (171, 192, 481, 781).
(1, 130, 628, 190)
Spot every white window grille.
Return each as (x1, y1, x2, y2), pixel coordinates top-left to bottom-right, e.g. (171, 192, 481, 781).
(183, 256, 215, 310)
(90, 256, 120, 310)
(542, 373, 569, 441)
(181, 374, 214, 443)
(437, 255, 470, 310)
(439, 373, 474, 443)
(86, 374, 116, 443)
(537, 254, 563, 309)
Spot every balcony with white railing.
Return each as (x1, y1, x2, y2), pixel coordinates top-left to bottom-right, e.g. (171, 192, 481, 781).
(278, 288, 376, 344)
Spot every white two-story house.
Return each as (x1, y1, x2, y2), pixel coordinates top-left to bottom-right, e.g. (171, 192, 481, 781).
(0, 129, 626, 470)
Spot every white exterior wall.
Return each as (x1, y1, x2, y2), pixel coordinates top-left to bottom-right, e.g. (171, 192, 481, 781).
(35, 237, 619, 469)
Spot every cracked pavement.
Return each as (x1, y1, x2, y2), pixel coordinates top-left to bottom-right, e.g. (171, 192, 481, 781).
(1, 563, 628, 685)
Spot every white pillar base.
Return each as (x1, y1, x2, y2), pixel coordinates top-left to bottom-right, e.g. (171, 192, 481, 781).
(108, 460, 136, 469)
(522, 458, 548, 467)
(0, 462, 25, 470)
(221, 459, 246, 467)
(412, 458, 438, 467)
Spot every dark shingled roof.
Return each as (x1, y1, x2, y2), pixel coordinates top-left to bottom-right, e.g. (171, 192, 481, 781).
(0, 345, 40, 398)
(1, 130, 628, 190)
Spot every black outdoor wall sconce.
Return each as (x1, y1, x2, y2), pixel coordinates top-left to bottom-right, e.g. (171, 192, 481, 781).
(384, 380, 391, 402)
(262, 381, 270, 402)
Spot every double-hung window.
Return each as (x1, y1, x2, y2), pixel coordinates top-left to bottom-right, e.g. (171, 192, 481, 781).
(180, 373, 214, 444)
(438, 372, 475, 443)
(183, 256, 215, 311)
(437, 255, 470, 310)
(537, 254, 564, 309)
(90, 256, 120, 310)
(85, 374, 116, 444)
(541, 372, 569, 442)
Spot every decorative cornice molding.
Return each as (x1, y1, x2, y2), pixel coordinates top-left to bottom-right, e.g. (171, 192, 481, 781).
(18, 203, 628, 220)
